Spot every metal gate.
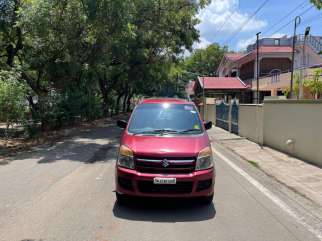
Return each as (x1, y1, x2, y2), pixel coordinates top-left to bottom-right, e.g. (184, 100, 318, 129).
(231, 99, 239, 134)
(216, 101, 229, 131)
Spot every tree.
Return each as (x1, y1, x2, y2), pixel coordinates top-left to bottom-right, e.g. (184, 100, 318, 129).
(0, 69, 28, 130)
(310, 0, 322, 9)
(304, 69, 322, 99)
(0, 0, 211, 133)
(184, 43, 227, 76)
(0, 0, 23, 67)
(102, 0, 211, 111)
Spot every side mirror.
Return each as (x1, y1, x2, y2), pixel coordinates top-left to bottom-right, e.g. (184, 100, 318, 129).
(204, 121, 212, 130)
(117, 120, 127, 129)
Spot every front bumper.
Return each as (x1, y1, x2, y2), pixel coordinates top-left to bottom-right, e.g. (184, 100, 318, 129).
(116, 166, 215, 198)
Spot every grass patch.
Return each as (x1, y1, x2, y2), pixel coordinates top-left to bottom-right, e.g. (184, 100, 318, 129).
(247, 160, 259, 168)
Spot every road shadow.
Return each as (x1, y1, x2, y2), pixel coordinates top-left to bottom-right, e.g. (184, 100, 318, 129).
(1, 122, 122, 165)
(36, 124, 121, 164)
(113, 197, 216, 222)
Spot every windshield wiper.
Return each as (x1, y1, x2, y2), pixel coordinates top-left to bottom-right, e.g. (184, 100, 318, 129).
(178, 129, 202, 134)
(133, 128, 202, 135)
(133, 129, 179, 135)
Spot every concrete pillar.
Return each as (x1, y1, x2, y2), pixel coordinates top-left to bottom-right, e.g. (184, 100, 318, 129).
(271, 89, 278, 97)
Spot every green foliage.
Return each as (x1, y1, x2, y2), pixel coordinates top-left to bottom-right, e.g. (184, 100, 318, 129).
(293, 73, 300, 98)
(0, 0, 210, 134)
(32, 83, 103, 131)
(304, 69, 322, 99)
(184, 43, 227, 76)
(0, 69, 28, 128)
(282, 73, 300, 98)
(310, 0, 322, 9)
(247, 160, 259, 168)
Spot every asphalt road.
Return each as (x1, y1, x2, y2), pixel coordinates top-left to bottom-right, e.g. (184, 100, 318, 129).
(0, 121, 321, 241)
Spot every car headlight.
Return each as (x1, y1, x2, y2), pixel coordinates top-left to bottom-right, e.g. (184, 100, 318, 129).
(117, 145, 135, 169)
(196, 146, 214, 171)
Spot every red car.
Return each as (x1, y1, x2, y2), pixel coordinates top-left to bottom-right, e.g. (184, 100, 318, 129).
(115, 98, 215, 204)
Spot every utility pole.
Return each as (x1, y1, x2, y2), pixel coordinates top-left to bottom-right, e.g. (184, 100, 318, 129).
(300, 26, 310, 99)
(202, 76, 206, 120)
(290, 16, 301, 99)
(256, 32, 261, 104)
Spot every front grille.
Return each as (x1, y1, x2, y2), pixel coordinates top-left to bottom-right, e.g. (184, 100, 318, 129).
(135, 157, 196, 174)
(138, 180, 193, 194)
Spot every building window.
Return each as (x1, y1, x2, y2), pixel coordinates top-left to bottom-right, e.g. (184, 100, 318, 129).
(274, 39, 280, 46)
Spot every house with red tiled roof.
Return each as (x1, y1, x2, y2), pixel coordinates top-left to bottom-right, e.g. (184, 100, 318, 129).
(194, 76, 251, 104)
(217, 35, 322, 102)
(217, 53, 246, 78)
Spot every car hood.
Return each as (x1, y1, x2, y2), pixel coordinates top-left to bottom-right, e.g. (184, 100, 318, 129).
(121, 132, 210, 157)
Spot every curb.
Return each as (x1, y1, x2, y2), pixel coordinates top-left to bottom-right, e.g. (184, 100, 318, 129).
(210, 137, 322, 207)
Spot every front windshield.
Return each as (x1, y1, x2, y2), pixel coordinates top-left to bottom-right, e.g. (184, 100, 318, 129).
(128, 103, 203, 135)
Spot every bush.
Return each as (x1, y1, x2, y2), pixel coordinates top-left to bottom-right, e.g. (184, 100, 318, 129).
(0, 69, 29, 130)
(59, 87, 104, 122)
(32, 85, 103, 131)
(0, 69, 103, 136)
(304, 69, 322, 99)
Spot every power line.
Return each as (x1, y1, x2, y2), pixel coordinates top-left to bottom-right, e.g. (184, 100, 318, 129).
(223, 0, 269, 46)
(264, 5, 315, 36)
(301, 12, 322, 25)
(262, 0, 308, 34)
(267, 19, 298, 37)
(211, 0, 240, 38)
(213, 11, 233, 37)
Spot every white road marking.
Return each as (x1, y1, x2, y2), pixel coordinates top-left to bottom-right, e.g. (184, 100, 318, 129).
(214, 149, 322, 241)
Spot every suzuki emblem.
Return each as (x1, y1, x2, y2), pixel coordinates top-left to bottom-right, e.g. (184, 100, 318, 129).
(161, 159, 170, 167)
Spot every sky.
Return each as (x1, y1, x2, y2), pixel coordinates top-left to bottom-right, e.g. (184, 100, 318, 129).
(194, 0, 322, 52)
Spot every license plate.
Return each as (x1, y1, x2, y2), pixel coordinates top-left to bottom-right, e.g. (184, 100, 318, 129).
(153, 177, 176, 184)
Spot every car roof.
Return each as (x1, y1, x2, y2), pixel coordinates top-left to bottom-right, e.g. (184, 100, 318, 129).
(141, 98, 193, 105)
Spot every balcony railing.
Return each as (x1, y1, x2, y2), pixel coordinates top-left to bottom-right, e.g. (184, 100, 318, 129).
(297, 35, 322, 54)
(250, 68, 318, 91)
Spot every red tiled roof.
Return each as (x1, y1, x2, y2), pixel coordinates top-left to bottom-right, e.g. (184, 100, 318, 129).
(224, 46, 293, 64)
(225, 53, 245, 61)
(198, 77, 248, 90)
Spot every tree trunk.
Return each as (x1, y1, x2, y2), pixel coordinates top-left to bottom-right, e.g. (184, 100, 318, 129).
(98, 76, 110, 117)
(122, 94, 128, 113)
(115, 92, 124, 115)
(41, 119, 50, 132)
(6, 25, 23, 67)
(126, 94, 133, 112)
(102, 93, 109, 116)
